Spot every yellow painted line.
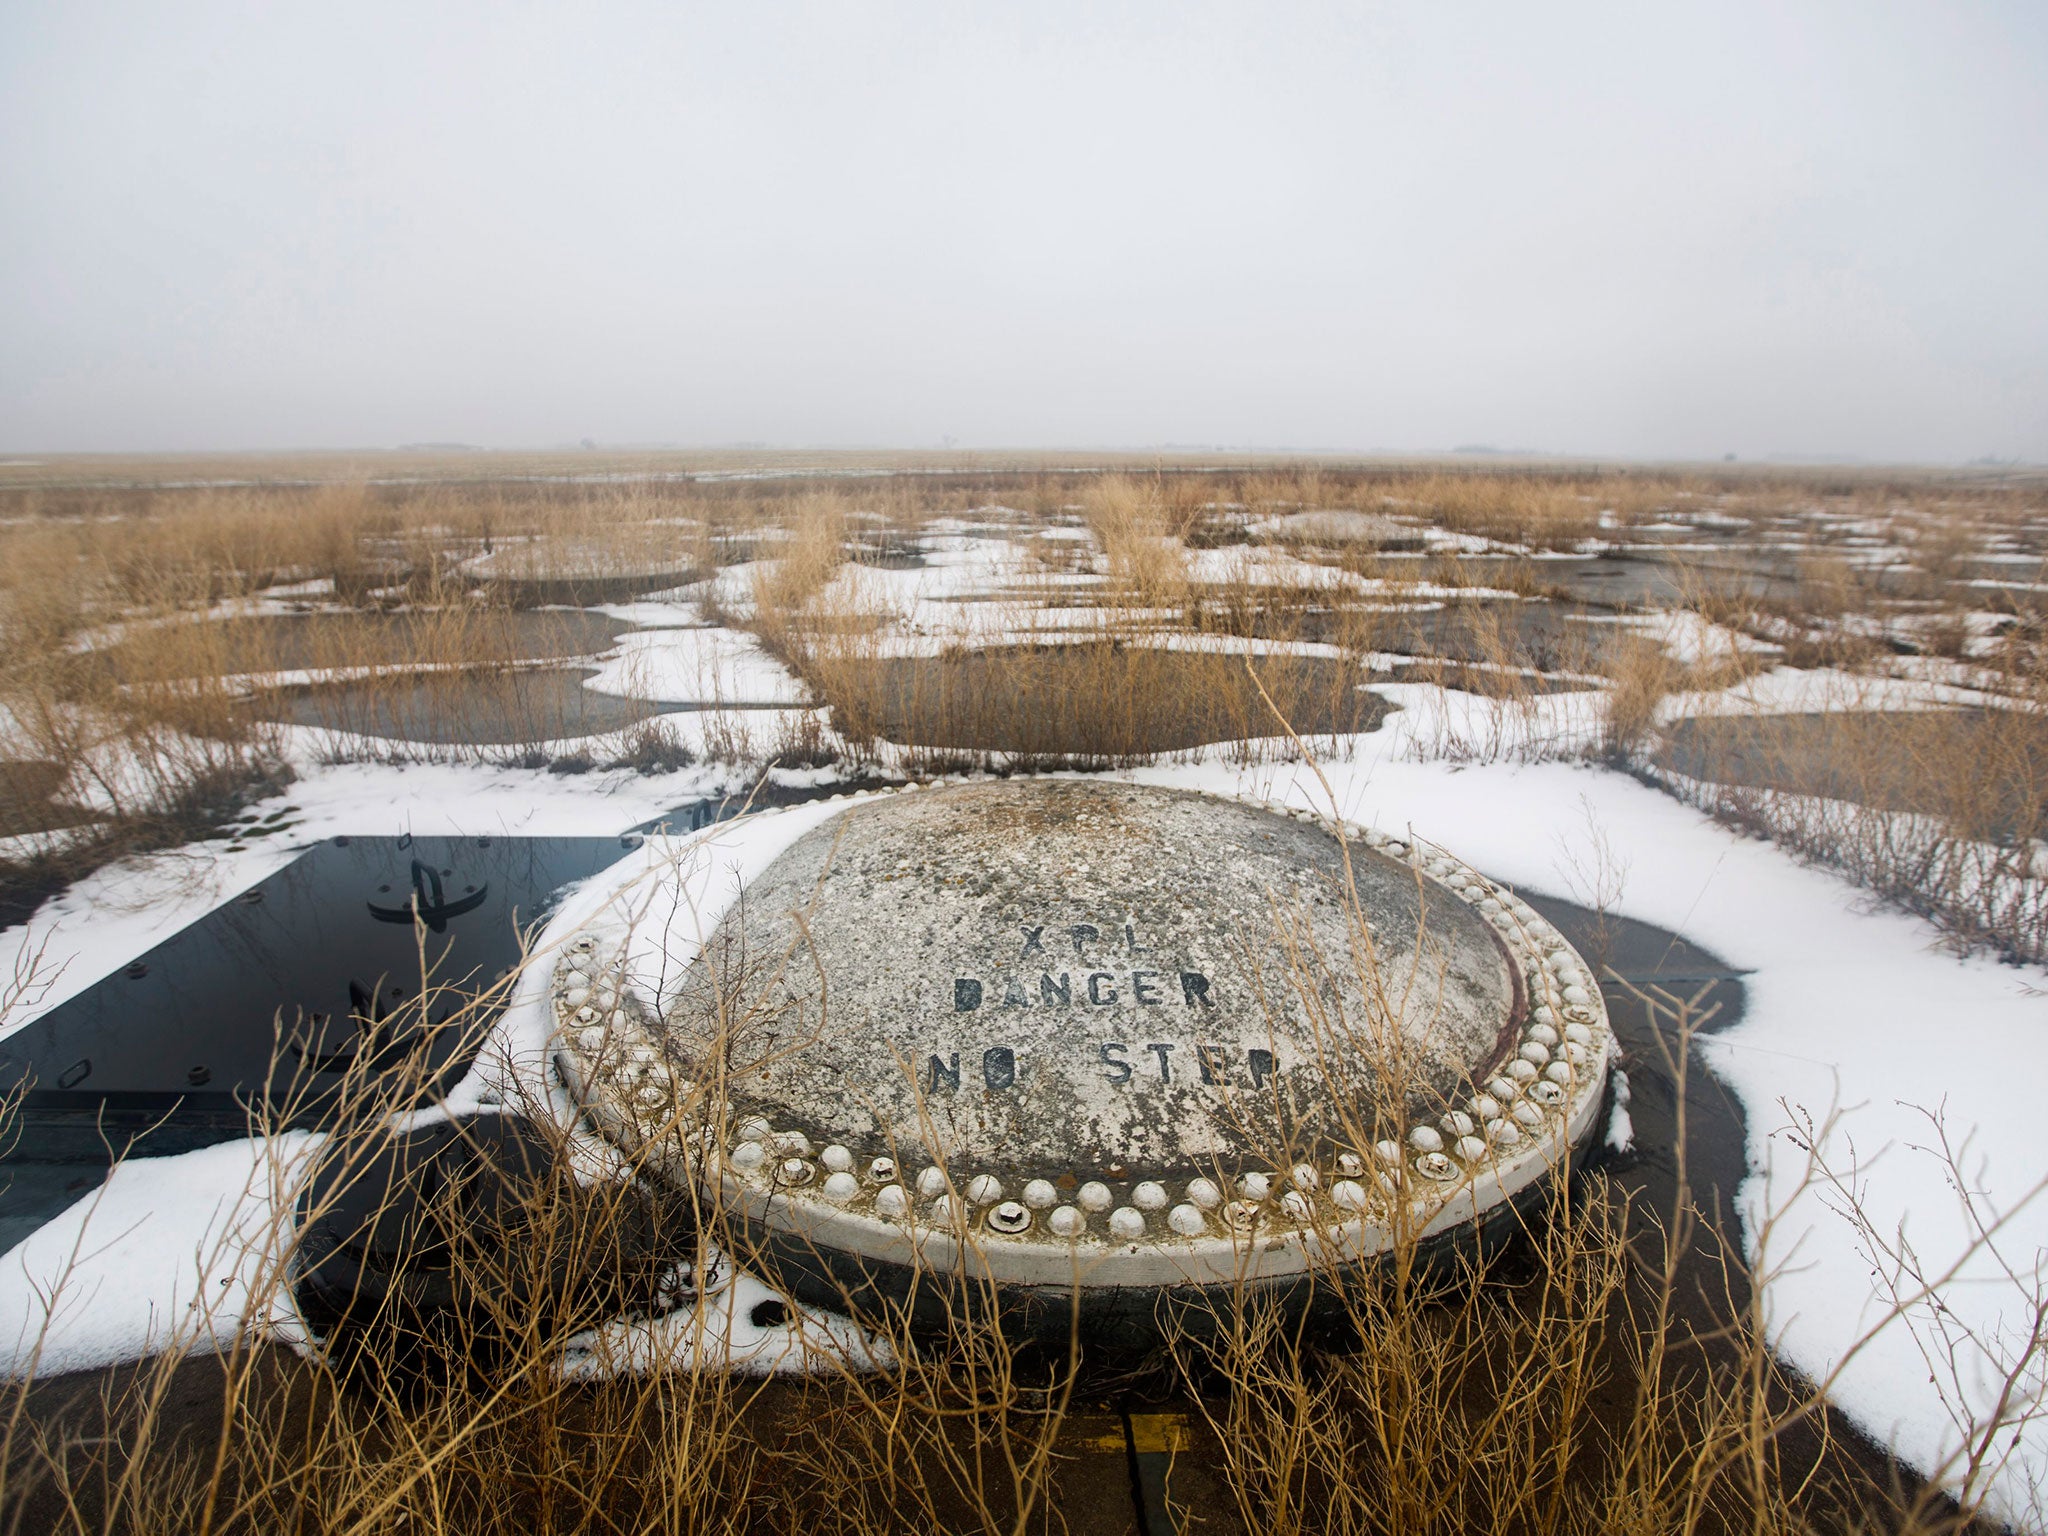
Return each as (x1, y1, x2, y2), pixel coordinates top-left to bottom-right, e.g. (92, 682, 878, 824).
(1066, 1416, 1132, 1454)
(1065, 1413, 1199, 1455)
(1126, 1413, 1196, 1455)
(1073, 1431, 1130, 1453)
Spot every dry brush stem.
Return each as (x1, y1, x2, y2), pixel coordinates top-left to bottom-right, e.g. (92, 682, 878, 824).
(1603, 635, 1677, 762)
(1644, 705, 2048, 967)
(1791, 1101, 2048, 1528)
(0, 847, 2021, 1534)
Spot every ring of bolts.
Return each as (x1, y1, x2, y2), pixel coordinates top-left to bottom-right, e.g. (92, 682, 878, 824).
(551, 784, 1609, 1247)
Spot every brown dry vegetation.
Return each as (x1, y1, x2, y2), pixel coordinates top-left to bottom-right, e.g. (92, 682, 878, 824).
(1643, 699, 2048, 963)
(0, 482, 734, 904)
(0, 824, 2033, 1535)
(814, 644, 1389, 772)
(1082, 474, 1193, 606)
(1, 455, 2047, 947)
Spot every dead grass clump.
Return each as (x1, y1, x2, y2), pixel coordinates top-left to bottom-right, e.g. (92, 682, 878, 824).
(605, 719, 698, 775)
(1493, 554, 1556, 599)
(1658, 709, 2047, 834)
(1082, 475, 1189, 609)
(0, 574, 287, 908)
(1602, 636, 1678, 762)
(1236, 468, 1332, 515)
(1399, 473, 1603, 549)
(1765, 554, 1893, 670)
(1649, 699, 2048, 964)
(1182, 1182, 1632, 1535)
(473, 491, 711, 605)
(71, 484, 380, 606)
(752, 496, 850, 614)
(812, 643, 1384, 771)
(1183, 567, 1340, 644)
(766, 708, 840, 769)
(1422, 549, 1477, 589)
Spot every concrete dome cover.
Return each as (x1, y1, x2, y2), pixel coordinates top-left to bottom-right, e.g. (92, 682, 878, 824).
(552, 780, 1613, 1293)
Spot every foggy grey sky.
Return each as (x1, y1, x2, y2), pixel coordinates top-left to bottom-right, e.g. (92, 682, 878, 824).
(2, 2, 2044, 462)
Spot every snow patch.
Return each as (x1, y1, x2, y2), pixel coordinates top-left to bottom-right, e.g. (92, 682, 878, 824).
(1605, 1068, 1634, 1154)
(0, 1133, 322, 1377)
(582, 626, 809, 705)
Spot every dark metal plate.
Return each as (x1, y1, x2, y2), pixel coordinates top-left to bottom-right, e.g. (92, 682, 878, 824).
(0, 834, 644, 1151)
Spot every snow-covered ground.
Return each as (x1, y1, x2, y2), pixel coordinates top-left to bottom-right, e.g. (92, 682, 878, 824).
(4, 720, 2044, 1520)
(1660, 663, 2004, 721)
(582, 625, 810, 707)
(0, 1133, 324, 1374)
(1168, 727, 2048, 1528)
(1573, 608, 1780, 666)
(1, 524, 2045, 1524)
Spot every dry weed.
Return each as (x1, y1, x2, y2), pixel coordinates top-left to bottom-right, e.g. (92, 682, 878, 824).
(1082, 475, 1189, 610)
(0, 800, 2034, 1534)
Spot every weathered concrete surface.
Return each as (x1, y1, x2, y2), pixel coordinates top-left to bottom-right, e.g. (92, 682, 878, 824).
(660, 779, 1520, 1185)
(554, 779, 1610, 1322)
